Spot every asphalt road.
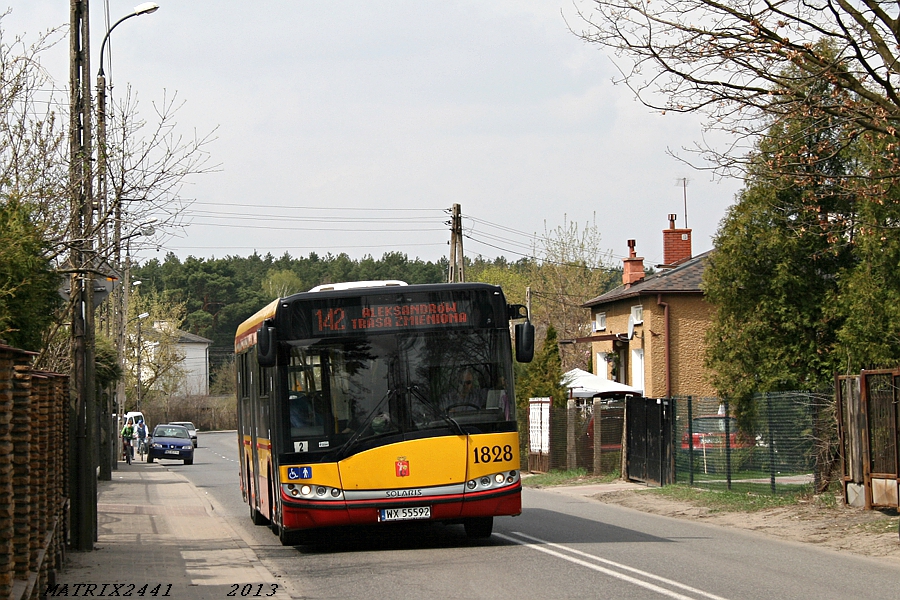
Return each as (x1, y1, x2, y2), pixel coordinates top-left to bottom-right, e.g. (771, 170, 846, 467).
(173, 431, 900, 600)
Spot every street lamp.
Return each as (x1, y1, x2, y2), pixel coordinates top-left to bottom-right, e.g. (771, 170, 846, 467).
(97, 0, 159, 279)
(97, 1, 160, 215)
(96, 2, 160, 267)
(95, 3, 159, 483)
(99, 4, 160, 78)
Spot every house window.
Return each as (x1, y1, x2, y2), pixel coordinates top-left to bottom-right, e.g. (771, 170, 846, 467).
(631, 305, 643, 325)
(593, 312, 606, 332)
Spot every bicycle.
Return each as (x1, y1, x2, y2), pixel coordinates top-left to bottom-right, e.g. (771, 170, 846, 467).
(123, 438, 133, 465)
(137, 438, 148, 461)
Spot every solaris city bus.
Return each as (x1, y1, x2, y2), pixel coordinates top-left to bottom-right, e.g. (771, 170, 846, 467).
(235, 281, 534, 545)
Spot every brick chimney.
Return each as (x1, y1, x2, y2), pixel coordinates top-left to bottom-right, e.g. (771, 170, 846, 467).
(622, 239, 645, 287)
(663, 213, 692, 265)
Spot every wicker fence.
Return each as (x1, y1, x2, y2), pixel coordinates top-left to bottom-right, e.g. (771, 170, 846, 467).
(0, 344, 69, 600)
(524, 398, 624, 476)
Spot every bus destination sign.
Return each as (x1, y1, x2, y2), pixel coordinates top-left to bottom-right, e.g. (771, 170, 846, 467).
(313, 301, 473, 334)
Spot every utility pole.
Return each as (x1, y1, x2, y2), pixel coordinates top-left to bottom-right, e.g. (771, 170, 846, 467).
(448, 203, 465, 283)
(96, 60, 112, 482)
(136, 316, 143, 412)
(69, 0, 96, 550)
(98, 1, 159, 477)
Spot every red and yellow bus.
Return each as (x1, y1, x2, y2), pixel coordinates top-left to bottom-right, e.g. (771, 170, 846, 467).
(235, 281, 534, 545)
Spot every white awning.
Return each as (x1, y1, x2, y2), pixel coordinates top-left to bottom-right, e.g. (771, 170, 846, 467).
(561, 368, 642, 398)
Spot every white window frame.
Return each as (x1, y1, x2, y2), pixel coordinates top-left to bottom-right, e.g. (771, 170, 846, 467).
(593, 312, 607, 332)
(630, 305, 643, 325)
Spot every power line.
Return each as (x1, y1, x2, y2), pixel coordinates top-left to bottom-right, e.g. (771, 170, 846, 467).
(157, 241, 447, 252)
(464, 233, 612, 271)
(188, 200, 443, 212)
(463, 228, 535, 251)
(467, 215, 538, 240)
(184, 221, 445, 232)
(185, 209, 442, 224)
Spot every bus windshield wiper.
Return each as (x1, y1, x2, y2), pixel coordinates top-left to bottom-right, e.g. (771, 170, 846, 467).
(408, 384, 464, 436)
(333, 388, 398, 460)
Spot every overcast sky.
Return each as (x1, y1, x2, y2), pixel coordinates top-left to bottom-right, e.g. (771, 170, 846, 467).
(6, 1, 743, 269)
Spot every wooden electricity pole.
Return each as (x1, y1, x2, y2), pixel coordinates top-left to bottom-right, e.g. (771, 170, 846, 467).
(448, 203, 465, 283)
(70, 0, 97, 551)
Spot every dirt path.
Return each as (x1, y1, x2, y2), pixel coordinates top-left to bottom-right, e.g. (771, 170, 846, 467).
(592, 489, 900, 560)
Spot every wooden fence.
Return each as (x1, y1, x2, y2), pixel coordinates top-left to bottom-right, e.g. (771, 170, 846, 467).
(0, 344, 69, 600)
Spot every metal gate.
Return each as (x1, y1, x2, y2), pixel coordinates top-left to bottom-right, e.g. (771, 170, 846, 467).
(625, 396, 673, 486)
(528, 398, 551, 473)
(838, 370, 900, 509)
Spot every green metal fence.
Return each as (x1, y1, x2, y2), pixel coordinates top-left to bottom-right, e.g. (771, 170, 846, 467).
(672, 392, 835, 494)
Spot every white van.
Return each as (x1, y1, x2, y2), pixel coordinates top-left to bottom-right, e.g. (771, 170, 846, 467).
(123, 411, 145, 428)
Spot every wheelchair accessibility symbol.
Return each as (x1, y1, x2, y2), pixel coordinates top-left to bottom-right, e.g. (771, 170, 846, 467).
(288, 466, 312, 480)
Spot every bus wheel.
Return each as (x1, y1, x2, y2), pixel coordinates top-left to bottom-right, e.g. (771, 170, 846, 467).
(278, 526, 302, 546)
(251, 504, 268, 526)
(464, 517, 493, 539)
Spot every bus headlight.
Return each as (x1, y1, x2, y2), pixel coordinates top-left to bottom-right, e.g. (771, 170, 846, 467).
(282, 483, 344, 501)
(466, 470, 520, 493)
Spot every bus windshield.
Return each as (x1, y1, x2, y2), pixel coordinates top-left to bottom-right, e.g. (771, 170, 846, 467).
(285, 329, 515, 454)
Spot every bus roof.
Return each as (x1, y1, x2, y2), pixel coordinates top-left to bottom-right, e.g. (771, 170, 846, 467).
(307, 280, 407, 292)
(234, 298, 280, 352)
(234, 282, 508, 352)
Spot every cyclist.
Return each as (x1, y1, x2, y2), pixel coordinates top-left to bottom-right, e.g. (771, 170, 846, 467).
(135, 418, 148, 458)
(121, 421, 135, 465)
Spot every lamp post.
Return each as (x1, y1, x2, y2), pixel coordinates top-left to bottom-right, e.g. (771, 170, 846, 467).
(69, 0, 96, 552)
(95, 2, 159, 481)
(98, 2, 159, 272)
(134, 311, 150, 413)
(97, 0, 159, 310)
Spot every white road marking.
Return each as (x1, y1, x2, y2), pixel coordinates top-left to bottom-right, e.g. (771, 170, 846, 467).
(497, 531, 731, 600)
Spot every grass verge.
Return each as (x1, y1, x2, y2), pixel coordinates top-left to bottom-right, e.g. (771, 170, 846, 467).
(650, 484, 828, 513)
(522, 469, 620, 488)
(524, 470, 840, 513)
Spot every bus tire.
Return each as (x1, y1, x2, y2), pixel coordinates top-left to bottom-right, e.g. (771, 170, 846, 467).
(251, 504, 268, 526)
(464, 517, 493, 539)
(278, 526, 302, 546)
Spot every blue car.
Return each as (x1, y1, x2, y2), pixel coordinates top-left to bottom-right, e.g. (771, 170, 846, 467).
(147, 424, 194, 465)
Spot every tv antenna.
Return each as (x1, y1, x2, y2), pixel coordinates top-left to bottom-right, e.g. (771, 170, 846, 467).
(676, 177, 689, 228)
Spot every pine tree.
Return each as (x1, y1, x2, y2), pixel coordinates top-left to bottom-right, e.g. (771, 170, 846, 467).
(516, 324, 567, 408)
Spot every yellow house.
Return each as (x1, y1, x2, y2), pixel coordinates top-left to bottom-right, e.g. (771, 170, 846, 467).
(581, 216, 716, 399)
